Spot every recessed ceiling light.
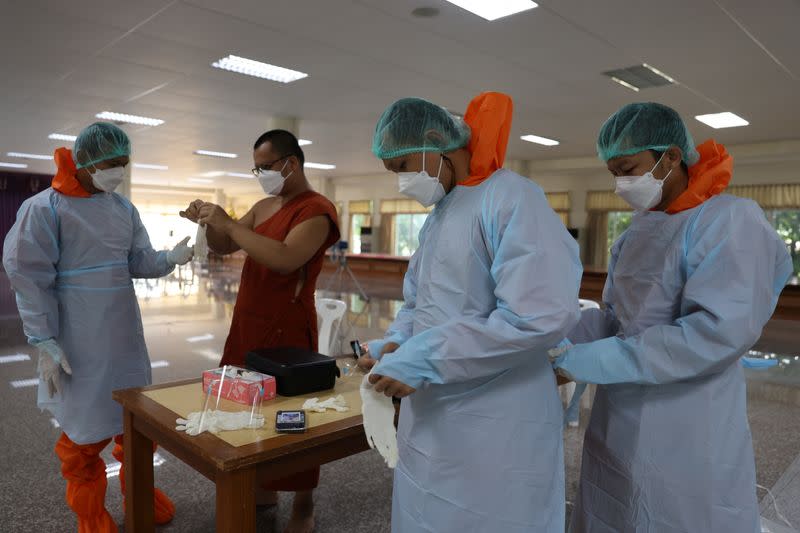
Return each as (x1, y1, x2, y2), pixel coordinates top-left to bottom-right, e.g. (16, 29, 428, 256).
(188, 178, 214, 184)
(194, 150, 238, 159)
(211, 55, 308, 83)
(444, 0, 537, 21)
(7, 152, 52, 160)
(298, 139, 312, 146)
(521, 134, 559, 146)
(695, 112, 749, 129)
(610, 76, 640, 92)
(305, 162, 336, 170)
(0, 162, 28, 169)
(134, 163, 169, 170)
(96, 111, 164, 127)
(48, 133, 77, 142)
(226, 172, 254, 178)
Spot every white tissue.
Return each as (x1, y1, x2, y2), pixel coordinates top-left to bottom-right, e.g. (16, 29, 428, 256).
(302, 394, 349, 413)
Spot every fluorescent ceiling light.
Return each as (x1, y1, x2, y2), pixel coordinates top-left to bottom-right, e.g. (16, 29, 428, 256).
(610, 76, 640, 92)
(134, 163, 169, 170)
(10, 378, 39, 388)
(187, 333, 215, 343)
(211, 55, 308, 83)
(305, 162, 336, 170)
(0, 162, 28, 169)
(200, 171, 226, 177)
(188, 178, 214, 184)
(49, 133, 77, 142)
(298, 139, 312, 146)
(0, 354, 30, 363)
(7, 152, 52, 160)
(521, 134, 559, 146)
(194, 150, 238, 159)
(96, 111, 164, 127)
(695, 112, 749, 129)
(226, 172, 254, 178)
(642, 63, 676, 84)
(444, 0, 537, 21)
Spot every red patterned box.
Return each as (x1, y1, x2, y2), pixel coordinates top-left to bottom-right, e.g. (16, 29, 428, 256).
(201, 366, 277, 406)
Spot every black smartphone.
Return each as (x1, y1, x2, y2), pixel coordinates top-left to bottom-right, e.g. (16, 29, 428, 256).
(275, 410, 306, 433)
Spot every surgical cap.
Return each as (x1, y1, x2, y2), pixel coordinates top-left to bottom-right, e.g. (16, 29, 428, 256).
(372, 97, 471, 159)
(73, 122, 131, 169)
(597, 102, 700, 166)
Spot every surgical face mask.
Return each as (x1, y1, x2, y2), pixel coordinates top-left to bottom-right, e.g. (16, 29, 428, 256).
(90, 165, 127, 192)
(613, 153, 673, 211)
(397, 154, 446, 207)
(257, 160, 292, 196)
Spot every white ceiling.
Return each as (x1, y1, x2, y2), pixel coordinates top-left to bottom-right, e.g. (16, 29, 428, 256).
(1, 0, 798, 196)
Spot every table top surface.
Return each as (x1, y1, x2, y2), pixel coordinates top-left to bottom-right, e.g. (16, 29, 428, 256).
(113, 375, 366, 472)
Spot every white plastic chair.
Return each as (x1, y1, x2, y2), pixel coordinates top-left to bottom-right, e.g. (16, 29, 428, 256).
(315, 298, 347, 356)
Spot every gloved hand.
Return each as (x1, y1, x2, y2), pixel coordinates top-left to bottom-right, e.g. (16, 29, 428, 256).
(167, 236, 194, 266)
(548, 338, 573, 363)
(35, 339, 72, 398)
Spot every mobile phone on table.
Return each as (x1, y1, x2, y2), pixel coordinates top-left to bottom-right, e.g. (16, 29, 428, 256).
(275, 410, 306, 433)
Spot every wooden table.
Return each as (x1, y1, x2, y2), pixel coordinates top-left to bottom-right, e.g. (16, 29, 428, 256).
(113, 377, 369, 533)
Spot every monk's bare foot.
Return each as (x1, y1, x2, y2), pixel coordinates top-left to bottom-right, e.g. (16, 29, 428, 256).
(283, 490, 314, 533)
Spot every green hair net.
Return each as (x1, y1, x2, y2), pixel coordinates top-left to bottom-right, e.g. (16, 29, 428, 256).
(597, 102, 700, 166)
(73, 122, 131, 169)
(372, 97, 471, 159)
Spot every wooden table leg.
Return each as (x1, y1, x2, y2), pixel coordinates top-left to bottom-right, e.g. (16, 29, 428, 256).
(216, 467, 256, 533)
(123, 408, 154, 533)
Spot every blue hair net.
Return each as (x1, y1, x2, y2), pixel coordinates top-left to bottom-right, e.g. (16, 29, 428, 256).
(597, 102, 700, 165)
(372, 97, 471, 159)
(73, 122, 131, 169)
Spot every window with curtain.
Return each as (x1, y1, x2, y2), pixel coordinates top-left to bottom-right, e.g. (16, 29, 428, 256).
(545, 192, 571, 227)
(348, 200, 372, 254)
(729, 184, 800, 280)
(585, 191, 632, 268)
(380, 199, 432, 257)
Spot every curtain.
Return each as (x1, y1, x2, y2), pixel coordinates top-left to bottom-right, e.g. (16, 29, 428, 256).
(584, 211, 609, 268)
(1, 172, 53, 266)
(727, 184, 800, 209)
(545, 192, 571, 226)
(348, 200, 373, 214)
(586, 190, 631, 212)
(380, 198, 432, 214)
(379, 214, 394, 254)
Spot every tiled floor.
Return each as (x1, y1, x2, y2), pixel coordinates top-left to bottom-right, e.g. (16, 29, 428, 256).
(1, 264, 798, 532)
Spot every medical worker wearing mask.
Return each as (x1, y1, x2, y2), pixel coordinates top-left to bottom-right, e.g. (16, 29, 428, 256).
(360, 93, 582, 532)
(553, 103, 792, 532)
(3, 122, 193, 532)
(180, 129, 339, 533)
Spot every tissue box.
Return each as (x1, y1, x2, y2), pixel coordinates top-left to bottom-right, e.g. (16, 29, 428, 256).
(201, 366, 277, 406)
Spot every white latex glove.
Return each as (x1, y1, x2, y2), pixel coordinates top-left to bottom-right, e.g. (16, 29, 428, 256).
(548, 338, 574, 363)
(194, 225, 209, 260)
(302, 395, 350, 413)
(176, 409, 264, 436)
(167, 236, 194, 266)
(360, 373, 398, 468)
(35, 339, 72, 398)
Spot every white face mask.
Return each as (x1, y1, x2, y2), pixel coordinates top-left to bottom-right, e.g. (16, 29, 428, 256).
(614, 153, 673, 211)
(397, 154, 446, 207)
(90, 165, 127, 192)
(257, 160, 292, 196)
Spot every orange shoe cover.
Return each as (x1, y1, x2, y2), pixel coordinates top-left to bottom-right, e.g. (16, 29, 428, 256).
(112, 435, 176, 525)
(55, 433, 118, 533)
